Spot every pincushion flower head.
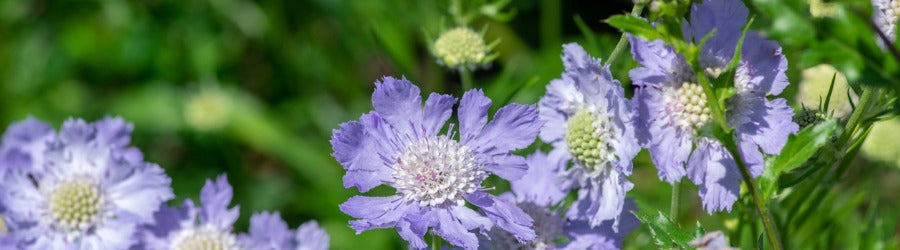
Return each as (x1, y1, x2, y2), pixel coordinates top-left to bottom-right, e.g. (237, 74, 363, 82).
(430, 27, 498, 70)
(239, 211, 330, 250)
(331, 76, 542, 249)
(0, 117, 174, 249)
(142, 174, 242, 250)
(873, 0, 899, 45)
(629, 0, 798, 212)
(537, 43, 639, 229)
(479, 151, 639, 250)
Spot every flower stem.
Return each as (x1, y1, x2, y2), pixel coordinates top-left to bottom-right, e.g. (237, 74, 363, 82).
(607, 1, 646, 65)
(670, 180, 682, 221)
(431, 233, 440, 250)
(720, 134, 783, 250)
(459, 67, 475, 90)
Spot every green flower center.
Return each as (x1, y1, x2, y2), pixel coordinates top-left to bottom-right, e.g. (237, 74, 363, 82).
(565, 110, 616, 171)
(49, 179, 102, 232)
(794, 109, 825, 129)
(434, 27, 487, 68)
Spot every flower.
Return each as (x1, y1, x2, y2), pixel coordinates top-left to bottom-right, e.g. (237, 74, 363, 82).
(0, 116, 55, 179)
(689, 231, 738, 250)
(0, 117, 174, 249)
(330, 76, 542, 249)
(873, 0, 899, 44)
(537, 43, 640, 229)
(479, 151, 640, 250)
(141, 174, 243, 250)
(431, 27, 496, 70)
(629, 0, 798, 212)
(239, 211, 330, 250)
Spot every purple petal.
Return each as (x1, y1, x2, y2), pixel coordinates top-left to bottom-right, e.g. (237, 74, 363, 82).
(566, 170, 631, 230)
(93, 116, 134, 148)
(397, 207, 435, 249)
(458, 89, 492, 143)
(469, 192, 536, 243)
(687, 140, 741, 213)
(731, 95, 798, 156)
(422, 93, 457, 136)
(538, 78, 580, 143)
(59, 118, 96, 144)
(243, 211, 292, 250)
(330, 120, 392, 192)
(296, 220, 330, 250)
(105, 162, 174, 223)
(634, 88, 690, 183)
(436, 209, 479, 249)
(200, 174, 240, 229)
(628, 36, 687, 88)
(372, 76, 423, 137)
(469, 104, 542, 155)
(690, 0, 747, 69)
(340, 195, 412, 232)
(511, 151, 567, 206)
(738, 32, 789, 95)
(482, 154, 528, 182)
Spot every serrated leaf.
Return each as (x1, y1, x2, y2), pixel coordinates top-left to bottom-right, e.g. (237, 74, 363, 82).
(632, 210, 697, 249)
(771, 119, 839, 173)
(605, 15, 661, 41)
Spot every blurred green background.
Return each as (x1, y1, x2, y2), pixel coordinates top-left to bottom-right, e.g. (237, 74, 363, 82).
(0, 0, 898, 249)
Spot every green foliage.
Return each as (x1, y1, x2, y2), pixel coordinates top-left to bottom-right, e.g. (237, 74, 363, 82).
(760, 119, 839, 201)
(632, 209, 702, 249)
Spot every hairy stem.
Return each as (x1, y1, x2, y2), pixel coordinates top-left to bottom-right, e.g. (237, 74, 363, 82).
(607, 2, 646, 65)
(720, 134, 784, 250)
(670, 180, 682, 221)
(432, 233, 440, 250)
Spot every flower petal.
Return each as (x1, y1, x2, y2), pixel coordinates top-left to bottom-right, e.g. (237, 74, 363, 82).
(635, 88, 691, 183)
(469, 192, 536, 243)
(458, 89, 492, 143)
(200, 174, 240, 229)
(687, 140, 741, 213)
(372, 76, 423, 137)
(340, 195, 412, 232)
(422, 93, 457, 136)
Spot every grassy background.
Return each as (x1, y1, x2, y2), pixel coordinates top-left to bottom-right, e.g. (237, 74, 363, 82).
(0, 0, 897, 249)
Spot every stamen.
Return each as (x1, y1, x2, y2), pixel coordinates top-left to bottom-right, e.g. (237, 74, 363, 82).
(666, 82, 713, 132)
(392, 136, 486, 207)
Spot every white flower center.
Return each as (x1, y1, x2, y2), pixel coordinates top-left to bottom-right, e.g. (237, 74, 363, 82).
(565, 109, 617, 173)
(392, 136, 485, 207)
(487, 202, 564, 250)
(171, 225, 240, 250)
(666, 82, 713, 131)
(48, 178, 104, 233)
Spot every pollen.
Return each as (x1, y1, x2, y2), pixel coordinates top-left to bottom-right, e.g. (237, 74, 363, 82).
(565, 109, 617, 172)
(667, 82, 713, 131)
(48, 179, 103, 233)
(433, 27, 488, 68)
(172, 225, 240, 250)
(392, 136, 486, 207)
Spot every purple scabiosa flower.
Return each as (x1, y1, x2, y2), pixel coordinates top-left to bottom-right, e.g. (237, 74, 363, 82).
(537, 43, 639, 229)
(629, 0, 798, 212)
(479, 151, 639, 250)
(238, 211, 330, 250)
(331, 76, 542, 249)
(0, 117, 174, 249)
(873, 0, 898, 45)
(0, 117, 54, 179)
(141, 174, 240, 250)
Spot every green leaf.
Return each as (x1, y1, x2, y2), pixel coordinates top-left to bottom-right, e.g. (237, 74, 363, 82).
(632, 210, 697, 249)
(771, 119, 839, 173)
(760, 119, 838, 200)
(605, 15, 661, 41)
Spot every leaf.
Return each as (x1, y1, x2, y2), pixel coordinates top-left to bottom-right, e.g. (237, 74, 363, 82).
(760, 119, 838, 200)
(605, 15, 661, 41)
(771, 119, 839, 173)
(632, 210, 697, 249)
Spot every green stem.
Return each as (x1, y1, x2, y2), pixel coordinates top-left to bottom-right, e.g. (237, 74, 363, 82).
(432, 233, 440, 250)
(459, 67, 474, 90)
(670, 180, 682, 221)
(721, 134, 784, 250)
(607, 2, 646, 65)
